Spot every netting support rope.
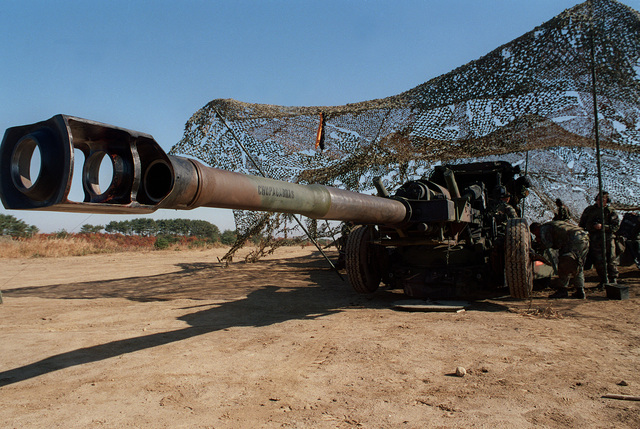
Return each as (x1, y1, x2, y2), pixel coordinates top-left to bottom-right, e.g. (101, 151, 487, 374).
(211, 106, 345, 281)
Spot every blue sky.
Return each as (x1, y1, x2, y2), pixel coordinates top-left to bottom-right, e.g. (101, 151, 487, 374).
(2, 0, 638, 232)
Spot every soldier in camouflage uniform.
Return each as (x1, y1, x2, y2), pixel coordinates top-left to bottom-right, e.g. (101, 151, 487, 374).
(553, 198, 571, 221)
(619, 212, 640, 269)
(579, 191, 620, 286)
(491, 186, 518, 227)
(530, 220, 589, 299)
(510, 176, 531, 216)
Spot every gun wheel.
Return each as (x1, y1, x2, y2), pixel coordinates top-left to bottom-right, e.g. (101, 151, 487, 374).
(505, 218, 533, 299)
(345, 225, 382, 293)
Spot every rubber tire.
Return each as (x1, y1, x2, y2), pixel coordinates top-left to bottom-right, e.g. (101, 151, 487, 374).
(505, 218, 533, 299)
(345, 225, 381, 293)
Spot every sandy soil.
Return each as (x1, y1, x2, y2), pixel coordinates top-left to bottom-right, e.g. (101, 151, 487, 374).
(0, 246, 638, 428)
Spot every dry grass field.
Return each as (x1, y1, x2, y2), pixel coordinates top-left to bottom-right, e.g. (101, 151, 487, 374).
(0, 234, 219, 258)
(0, 244, 638, 428)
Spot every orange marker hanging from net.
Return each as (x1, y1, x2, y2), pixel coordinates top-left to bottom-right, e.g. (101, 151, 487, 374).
(315, 112, 325, 150)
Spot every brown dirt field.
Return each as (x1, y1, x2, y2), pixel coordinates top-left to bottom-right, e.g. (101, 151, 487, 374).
(0, 247, 639, 428)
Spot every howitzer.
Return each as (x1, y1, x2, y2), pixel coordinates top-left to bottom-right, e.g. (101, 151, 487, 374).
(0, 115, 533, 299)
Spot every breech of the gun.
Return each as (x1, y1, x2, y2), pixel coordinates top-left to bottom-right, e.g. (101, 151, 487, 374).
(0, 115, 407, 226)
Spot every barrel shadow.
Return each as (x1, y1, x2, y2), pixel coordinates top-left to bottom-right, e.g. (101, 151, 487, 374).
(0, 251, 353, 387)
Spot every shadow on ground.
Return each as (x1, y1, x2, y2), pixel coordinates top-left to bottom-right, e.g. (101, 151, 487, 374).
(7, 252, 634, 387)
(1, 252, 357, 387)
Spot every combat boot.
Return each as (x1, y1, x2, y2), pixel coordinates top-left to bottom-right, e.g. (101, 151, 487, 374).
(572, 287, 586, 299)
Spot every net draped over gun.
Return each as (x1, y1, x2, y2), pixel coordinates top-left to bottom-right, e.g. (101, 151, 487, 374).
(171, 0, 640, 259)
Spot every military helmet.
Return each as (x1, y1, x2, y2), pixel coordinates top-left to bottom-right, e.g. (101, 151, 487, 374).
(595, 191, 610, 203)
(494, 185, 510, 198)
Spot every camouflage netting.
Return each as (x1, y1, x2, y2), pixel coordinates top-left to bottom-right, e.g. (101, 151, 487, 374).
(170, 0, 640, 260)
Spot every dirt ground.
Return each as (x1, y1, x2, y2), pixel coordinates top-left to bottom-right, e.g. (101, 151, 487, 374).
(0, 247, 638, 428)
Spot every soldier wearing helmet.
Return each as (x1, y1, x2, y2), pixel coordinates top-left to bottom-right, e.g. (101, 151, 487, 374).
(579, 191, 620, 286)
(553, 198, 571, 221)
(491, 185, 517, 226)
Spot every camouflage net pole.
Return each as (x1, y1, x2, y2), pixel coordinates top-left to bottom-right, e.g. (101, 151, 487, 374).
(590, 0, 612, 284)
(170, 0, 640, 260)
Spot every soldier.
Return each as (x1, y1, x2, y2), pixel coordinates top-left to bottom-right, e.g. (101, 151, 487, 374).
(553, 198, 571, 221)
(492, 186, 517, 224)
(618, 212, 640, 269)
(510, 175, 531, 216)
(530, 220, 589, 299)
(579, 191, 620, 286)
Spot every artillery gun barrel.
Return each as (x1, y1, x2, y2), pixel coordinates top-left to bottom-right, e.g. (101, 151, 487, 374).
(0, 115, 407, 225)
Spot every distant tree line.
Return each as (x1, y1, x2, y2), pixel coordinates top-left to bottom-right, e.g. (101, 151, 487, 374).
(0, 214, 39, 238)
(1, 214, 244, 246)
(82, 218, 242, 245)
(100, 218, 221, 240)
